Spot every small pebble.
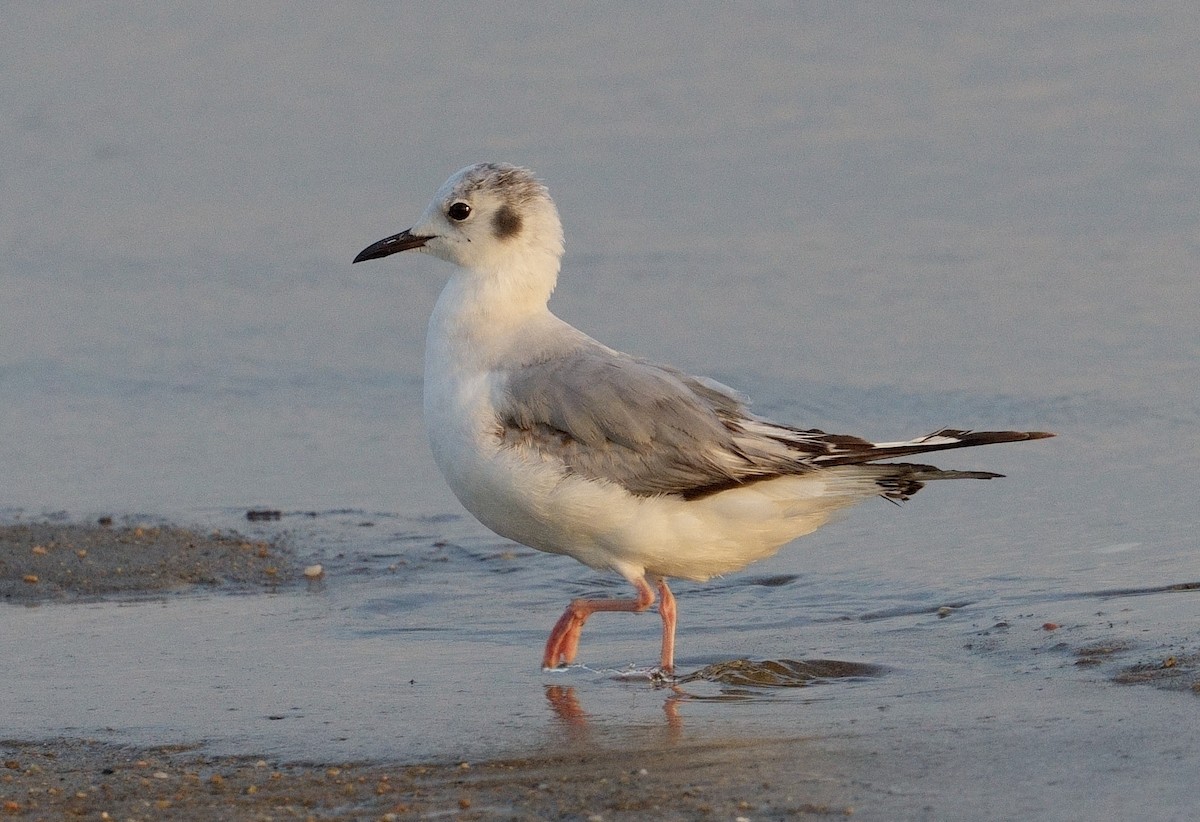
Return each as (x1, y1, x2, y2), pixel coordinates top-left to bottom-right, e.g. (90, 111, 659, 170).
(304, 564, 324, 579)
(31, 545, 48, 555)
(1042, 622, 1060, 631)
(22, 575, 38, 584)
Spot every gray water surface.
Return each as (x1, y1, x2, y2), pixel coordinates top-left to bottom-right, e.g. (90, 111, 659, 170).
(2, 5, 1198, 819)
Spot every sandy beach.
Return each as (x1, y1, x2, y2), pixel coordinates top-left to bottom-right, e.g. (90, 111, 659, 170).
(1, 735, 860, 821)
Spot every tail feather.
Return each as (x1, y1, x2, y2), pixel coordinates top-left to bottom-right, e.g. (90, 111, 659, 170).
(813, 428, 1054, 467)
(687, 425, 1053, 501)
(866, 462, 1008, 502)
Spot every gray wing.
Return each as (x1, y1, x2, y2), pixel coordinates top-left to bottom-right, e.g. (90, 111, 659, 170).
(494, 346, 1054, 499)
(494, 347, 836, 497)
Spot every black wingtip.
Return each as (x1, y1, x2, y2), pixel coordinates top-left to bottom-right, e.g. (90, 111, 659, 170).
(933, 429, 1056, 446)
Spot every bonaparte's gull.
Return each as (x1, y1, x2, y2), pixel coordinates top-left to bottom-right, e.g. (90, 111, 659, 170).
(353, 162, 1052, 674)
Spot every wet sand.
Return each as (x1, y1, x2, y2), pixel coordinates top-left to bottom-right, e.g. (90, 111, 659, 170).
(0, 521, 857, 819)
(0, 520, 296, 603)
(0, 521, 840, 820)
(3, 520, 1198, 820)
(0, 736, 859, 821)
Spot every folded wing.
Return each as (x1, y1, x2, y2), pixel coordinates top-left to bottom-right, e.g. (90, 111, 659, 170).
(495, 346, 1052, 499)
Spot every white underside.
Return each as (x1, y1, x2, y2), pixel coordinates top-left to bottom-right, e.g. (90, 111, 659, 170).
(438, 435, 876, 583)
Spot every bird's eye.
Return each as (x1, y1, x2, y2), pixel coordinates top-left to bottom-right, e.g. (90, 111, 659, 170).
(447, 202, 472, 221)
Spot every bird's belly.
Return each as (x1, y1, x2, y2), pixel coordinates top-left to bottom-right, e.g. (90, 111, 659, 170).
(429, 423, 613, 562)
(428, 417, 843, 581)
(423, 385, 576, 553)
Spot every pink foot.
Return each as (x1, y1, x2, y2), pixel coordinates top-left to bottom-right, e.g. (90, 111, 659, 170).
(542, 577, 656, 669)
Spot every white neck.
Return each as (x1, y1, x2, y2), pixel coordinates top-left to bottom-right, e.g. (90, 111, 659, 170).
(426, 253, 561, 372)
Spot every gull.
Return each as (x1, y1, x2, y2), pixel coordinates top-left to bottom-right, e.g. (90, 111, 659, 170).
(353, 163, 1052, 675)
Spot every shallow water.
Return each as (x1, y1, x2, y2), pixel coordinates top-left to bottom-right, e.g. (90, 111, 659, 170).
(2, 4, 1199, 819)
(5, 515, 1198, 818)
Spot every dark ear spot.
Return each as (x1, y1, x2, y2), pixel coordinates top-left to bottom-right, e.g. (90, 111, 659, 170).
(492, 204, 522, 239)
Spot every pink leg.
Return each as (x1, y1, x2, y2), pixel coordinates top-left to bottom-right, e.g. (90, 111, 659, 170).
(542, 578, 655, 669)
(656, 578, 677, 674)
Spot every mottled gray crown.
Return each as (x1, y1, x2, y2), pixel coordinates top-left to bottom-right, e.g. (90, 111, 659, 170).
(453, 163, 549, 207)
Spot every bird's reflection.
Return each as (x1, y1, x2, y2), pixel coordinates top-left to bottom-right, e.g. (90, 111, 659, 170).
(545, 682, 687, 740)
(544, 684, 588, 730)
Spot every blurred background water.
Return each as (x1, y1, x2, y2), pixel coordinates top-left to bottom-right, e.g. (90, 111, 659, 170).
(2, 4, 1198, 817)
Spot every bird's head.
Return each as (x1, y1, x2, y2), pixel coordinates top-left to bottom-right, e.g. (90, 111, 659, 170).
(353, 163, 565, 277)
